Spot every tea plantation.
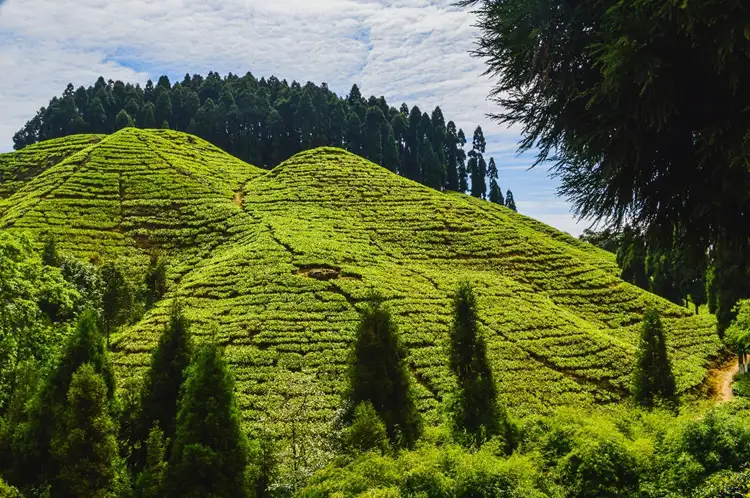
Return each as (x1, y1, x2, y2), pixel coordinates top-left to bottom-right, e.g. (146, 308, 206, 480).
(0, 128, 722, 435)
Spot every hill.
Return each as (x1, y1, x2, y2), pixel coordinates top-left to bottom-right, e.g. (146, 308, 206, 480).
(0, 128, 722, 433)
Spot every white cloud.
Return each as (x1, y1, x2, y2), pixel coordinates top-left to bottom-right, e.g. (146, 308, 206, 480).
(0, 0, 582, 233)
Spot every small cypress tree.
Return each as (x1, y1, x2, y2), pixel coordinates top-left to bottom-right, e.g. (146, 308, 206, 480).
(164, 342, 249, 498)
(144, 253, 168, 308)
(449, 281, 506, 448)
(505, 190, 517, 211)
(632, 308, 678, 408)
(134, 425, 168, 498)
(131, 303, 192, 471)
(41, 236, 60, 267)
(348, 295, 421, 448)
(51, 363, 118, 498)
(100, 261, 133, 346)
(12, 310, 115, 488)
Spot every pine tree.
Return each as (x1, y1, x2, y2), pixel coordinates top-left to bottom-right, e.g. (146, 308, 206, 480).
(449, 282, 507, 448)
(345, 112, 363, 155)
(14, 311, 115, 490)
(617, 227, 649, 290)
(134, 425, 168, 498)
(632, 309, 678, 408)
(100, 261, 133, 346)
(141, 102, 157, 129)
(457, 128, 469, 193)
(132, 303, 192, 472)
(115, 109, 135, 130)
(51, 363, 118, 498)
(382, 124, 400, 173)
(488, 157, 504, 205)
(348, 295, 421, 448)
(445, 121, 460, 191)
(164, 342, 249, 498)
(505, 190, 517, 211)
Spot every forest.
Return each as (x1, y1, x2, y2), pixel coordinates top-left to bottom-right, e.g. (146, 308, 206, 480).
(12, 73, 516, 209)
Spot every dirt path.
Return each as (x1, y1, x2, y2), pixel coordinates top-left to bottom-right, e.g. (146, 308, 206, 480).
(712, 359, 739, 402)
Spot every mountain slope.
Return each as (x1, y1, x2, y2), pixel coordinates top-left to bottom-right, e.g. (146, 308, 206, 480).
(0, 131, 721, 433)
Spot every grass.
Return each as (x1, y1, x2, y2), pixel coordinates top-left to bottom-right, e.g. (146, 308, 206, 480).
(0, 128, 722, 436)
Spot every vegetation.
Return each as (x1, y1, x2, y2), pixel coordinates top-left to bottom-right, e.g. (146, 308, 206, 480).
(346, 295, 421, 449)
(632, 309, 677, 409)
(0, 131, 733, 495)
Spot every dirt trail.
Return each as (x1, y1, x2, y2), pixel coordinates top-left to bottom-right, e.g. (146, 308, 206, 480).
(712, 359, 739, 402)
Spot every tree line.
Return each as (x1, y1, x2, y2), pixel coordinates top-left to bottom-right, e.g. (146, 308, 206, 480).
(12, 73, 517, 209)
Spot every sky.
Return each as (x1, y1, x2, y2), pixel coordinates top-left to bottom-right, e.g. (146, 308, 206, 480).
(0, 0, 587, 235)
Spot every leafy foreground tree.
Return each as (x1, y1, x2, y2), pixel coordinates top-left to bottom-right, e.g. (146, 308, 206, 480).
(632, 309, 677, 408)
(347, 296, 421, 449)
(51, 363, 118, 498)
(163, 342, 249, 498)
(128, 303, 193, 472)
(448, 281, 510, 449)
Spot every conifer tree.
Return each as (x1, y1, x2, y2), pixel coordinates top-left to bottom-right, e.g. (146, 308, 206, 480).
(13, 311, 115, 489)
(457, 128, 469, 193)
(164, 342, 249, 498)
(505, 190, 517, 211)
(448, 282, 506, 448)
(382, 123, 400, 173)
(345, 112, 363, 155)
(115, 109, 135, 130)
(632, 309, 678, 408)
(141, 102, 157, 129)
(445, 121, 460, 191)
(132, 304, 192, 471)
(134, 425, 168, 498)
(51, 363, 118, 498)
(348, 295, 421, 448)
(364, 106, 384, 165)
(420, 137, 442, 190)
(100, 261, 133, 346)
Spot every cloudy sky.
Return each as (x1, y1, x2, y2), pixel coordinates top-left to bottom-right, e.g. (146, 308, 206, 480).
(0, 0, 586, 234)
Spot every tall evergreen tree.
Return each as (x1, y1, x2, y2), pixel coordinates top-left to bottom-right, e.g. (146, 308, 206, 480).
(130, 304, 193, 472)
(420, 137, 442, 189)
(348, 295, 421, 448)
(488, 156, 504, 204)
(382, 124, 400, 173)
(51, 363, 118, 498)
(364, 106, 384, 165)
(345, 112, 363, 155)
(405, 106, 422, 182)
(13, 311, 115, 490)
(164, 342, 249, 498)
(141, 102, 157, 129)
(457, 129, 469, 193)
(134, 425, 168, 498)
(445, 121, 459, 191)
(504, 189, 517, 211)
(632, 309, 677, 408)
(155, 92, 173, 128)
(449, 282, 507, 448)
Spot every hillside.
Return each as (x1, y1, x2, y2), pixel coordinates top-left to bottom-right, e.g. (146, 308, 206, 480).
(0, 128, 722, 433)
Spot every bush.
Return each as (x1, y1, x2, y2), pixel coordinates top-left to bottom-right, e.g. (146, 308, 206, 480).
(342, 402, 389, 455)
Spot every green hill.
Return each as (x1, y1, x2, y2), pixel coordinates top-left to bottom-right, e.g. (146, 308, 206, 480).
(0, 128, 721, 432)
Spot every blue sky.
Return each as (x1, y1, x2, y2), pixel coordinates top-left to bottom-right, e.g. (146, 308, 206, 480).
(0, 0, 586, 234)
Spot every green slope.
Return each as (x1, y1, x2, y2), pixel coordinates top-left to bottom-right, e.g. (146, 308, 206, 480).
(0, 130, 721, 433)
